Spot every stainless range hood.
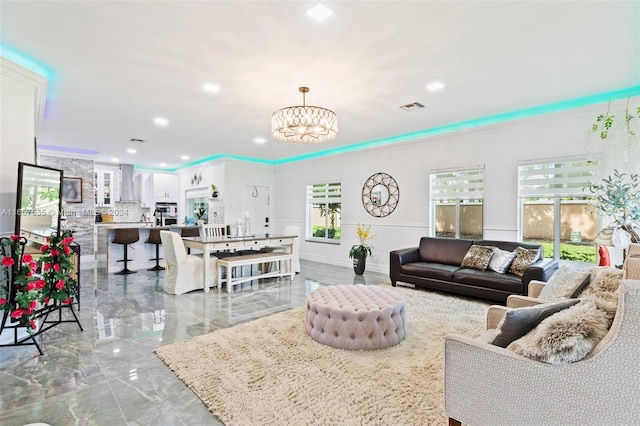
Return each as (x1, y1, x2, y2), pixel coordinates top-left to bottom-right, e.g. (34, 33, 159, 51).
(119, 164, 137, 202)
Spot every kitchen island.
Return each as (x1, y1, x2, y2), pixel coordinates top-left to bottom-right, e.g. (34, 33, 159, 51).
(95, 223, 201, 272)
(96, 224, 299, 276)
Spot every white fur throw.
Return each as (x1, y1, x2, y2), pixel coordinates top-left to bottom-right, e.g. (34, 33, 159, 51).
(507, 300, 611, 365)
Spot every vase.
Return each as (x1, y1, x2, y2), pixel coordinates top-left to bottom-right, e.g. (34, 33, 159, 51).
(352, 250, 367, 275)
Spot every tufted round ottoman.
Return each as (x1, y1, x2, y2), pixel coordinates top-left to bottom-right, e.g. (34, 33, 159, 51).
(305, 284, 406, 350)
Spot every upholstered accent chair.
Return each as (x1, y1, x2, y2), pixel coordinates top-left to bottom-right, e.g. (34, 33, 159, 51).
(160, 230, 217, 294)
(444, 279, 640, 426)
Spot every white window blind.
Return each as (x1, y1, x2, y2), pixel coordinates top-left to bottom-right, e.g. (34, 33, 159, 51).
(518, 158, 600, 198)
(307, 182, 341, 203)
(431, 168, 484, 201)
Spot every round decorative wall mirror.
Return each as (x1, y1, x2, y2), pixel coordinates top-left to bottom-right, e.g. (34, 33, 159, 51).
(361, 172, 399, 217)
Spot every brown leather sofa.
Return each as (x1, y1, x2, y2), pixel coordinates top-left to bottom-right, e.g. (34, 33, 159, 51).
(390, 237, 558, 303)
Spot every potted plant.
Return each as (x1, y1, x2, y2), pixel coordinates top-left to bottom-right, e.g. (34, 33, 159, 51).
(349, 224, 375, 275)
(194, 206, 206, 225)
(587, 169, 640, 246)
(210, 184, 218, 198)
(587, 98, 640, 249)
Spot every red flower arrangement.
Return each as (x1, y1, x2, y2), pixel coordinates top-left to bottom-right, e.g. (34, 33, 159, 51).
(38, 232, 77, 306)
(0, 231, 77, 334)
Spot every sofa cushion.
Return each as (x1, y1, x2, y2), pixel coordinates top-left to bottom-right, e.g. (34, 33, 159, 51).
(508, 246, 541, 277)
(419, 237, 473, 266)
(487, 248, 517, 274)
(490, 298, 580, 348)
(460, 245, 496, 271)
(453, 269, 524, 293)
(400, 262, 458, 282)
(507, 300, 611, 364)
(538, 265, 592, 300)
(474, 240, 541, 254)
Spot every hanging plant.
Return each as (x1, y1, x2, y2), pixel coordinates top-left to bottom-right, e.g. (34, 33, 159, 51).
(591, 98, 640, 140)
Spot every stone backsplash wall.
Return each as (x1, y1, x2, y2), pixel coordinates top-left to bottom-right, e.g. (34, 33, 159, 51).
(40, 155, 94, 255)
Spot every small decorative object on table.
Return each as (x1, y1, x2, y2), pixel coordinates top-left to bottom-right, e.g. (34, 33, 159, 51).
(194, 206, 206, 226)
(349, 224, 375, 275)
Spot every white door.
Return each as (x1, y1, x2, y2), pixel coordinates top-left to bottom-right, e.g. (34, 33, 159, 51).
(241, 185, 270, 236)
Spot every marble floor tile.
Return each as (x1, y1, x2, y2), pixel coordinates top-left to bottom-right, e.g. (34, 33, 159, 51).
(0, 260, 391, 425)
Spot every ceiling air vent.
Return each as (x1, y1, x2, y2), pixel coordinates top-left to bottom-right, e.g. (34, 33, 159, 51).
(399, 102, 425, 112)
(129, 138, 148, 143)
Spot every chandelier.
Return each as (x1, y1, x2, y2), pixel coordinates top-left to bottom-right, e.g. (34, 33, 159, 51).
(271, 87, 337, 143)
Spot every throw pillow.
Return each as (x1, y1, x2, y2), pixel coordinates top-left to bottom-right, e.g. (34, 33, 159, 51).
(537, 265, 592, 300)
(487, 248, 517, 274)
(490, 298, 580, 348)
(578, 267, 623, 314)
(508, 246, 541, 277)
(507, 300, 612, 364)
(460, 245, 496, 271)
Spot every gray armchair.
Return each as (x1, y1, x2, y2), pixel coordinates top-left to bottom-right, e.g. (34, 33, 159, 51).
(444, 279, 640, 426)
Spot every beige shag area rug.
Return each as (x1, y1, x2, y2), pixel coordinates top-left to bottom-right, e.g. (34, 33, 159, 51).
(155, 286, 488, 425)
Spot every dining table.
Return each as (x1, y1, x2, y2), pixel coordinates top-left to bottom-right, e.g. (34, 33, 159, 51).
(181, 234, 297, 292)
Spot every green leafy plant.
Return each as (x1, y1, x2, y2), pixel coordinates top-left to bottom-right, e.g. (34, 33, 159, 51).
(349, 224, 375, 259)
(194, 206, 206, 220)
(592, 98, 640, 140)
(586, 169, 640, 244)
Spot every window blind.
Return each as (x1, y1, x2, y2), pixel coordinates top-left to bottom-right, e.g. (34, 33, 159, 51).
(307, 182, 341, 203)
(518, 158, 599, 198)
(430, 168, 484, 201)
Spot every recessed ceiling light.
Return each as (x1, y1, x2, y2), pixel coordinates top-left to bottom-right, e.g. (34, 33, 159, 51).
(307, 3, 333, 22)
(181, 155, 189, 160)
(426, 81, 445, 92)
(111, 157, 120, 162)
(254, 137, 266, 144)
(154, 117, 169, 126)
(127, 148, 137, 154)
(159, 163, 167, 167)
(203, 83, 220, 93)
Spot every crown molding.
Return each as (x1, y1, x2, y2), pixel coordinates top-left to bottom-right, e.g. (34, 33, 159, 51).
(0, 57, 48, 127)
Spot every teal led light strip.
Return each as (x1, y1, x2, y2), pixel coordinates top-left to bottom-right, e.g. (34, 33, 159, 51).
(271, 85, 640, 165)
(0, 44, 54, 80)
(171, 85, 640, 170)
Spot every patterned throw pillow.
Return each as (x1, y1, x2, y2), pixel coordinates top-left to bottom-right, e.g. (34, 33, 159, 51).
(538, 265, 592, 300)
(487, 248, 517, 274)
(508, 246, 541, 277)
(460, 245, 496, 271)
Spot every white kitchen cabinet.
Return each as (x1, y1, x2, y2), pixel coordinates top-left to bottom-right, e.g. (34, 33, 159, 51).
(152, 173, 180, 202)
(95, 169, 114, 207)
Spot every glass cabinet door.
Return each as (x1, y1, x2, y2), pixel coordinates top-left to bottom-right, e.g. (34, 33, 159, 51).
(95, 170, 113, 207)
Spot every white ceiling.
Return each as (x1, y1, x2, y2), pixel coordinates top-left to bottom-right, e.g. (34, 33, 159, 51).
(2, 1, 638, 169)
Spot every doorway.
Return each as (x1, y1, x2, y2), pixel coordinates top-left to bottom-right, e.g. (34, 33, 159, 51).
(241, 185, 270, 236)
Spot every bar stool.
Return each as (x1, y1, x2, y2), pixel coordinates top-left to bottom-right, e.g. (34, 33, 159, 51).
(146, 227, 167, 271)
(181, 226, 200, 254)
(112, 228, 139, 275)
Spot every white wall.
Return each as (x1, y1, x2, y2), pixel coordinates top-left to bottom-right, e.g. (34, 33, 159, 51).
(0, 72, 37, 236)
(272, 101, 629, 274)
(223, 159, 275, 226)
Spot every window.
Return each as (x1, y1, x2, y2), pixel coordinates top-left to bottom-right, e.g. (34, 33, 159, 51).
(307, 182, 341, 242)
(518, 157, 600, 263)
(186, 189, 208, 223)
(430, 167, 484, 239)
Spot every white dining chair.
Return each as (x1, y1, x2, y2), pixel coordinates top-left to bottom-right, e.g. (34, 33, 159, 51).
(160, 230, 217, 294)
(201, 224, 226, 238)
